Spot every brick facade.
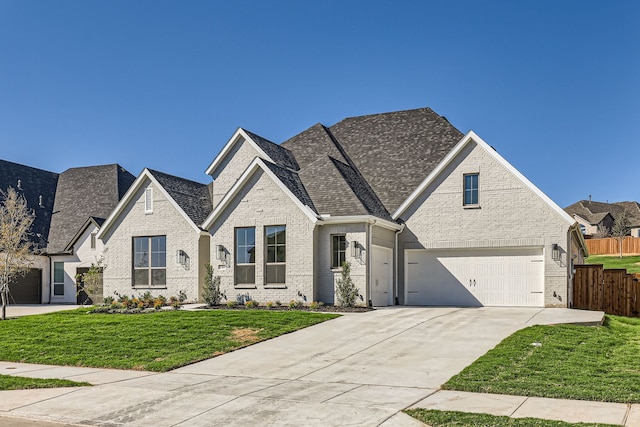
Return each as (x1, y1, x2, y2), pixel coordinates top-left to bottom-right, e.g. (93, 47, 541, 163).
(398, 141, 572, 307)
(100, 178, 207, 302)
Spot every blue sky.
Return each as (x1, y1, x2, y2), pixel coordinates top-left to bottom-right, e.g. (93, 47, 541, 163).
(1, 0, 638, 208)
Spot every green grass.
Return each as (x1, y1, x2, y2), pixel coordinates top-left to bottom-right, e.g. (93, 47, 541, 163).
(443, 315, 640, 403)
(404, 409, 619, 427)
(0, 309, 339, 372)
(0, 374, 90, 390)
(585, 255, 640, 273)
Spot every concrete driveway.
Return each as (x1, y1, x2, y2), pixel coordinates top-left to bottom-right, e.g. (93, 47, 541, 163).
(4, 304, 81, 318)
(1, 307, 603, 426)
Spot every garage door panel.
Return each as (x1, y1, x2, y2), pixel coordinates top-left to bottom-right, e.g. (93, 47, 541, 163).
(406, 248, 544, 307)
(8, 269, 42, 304)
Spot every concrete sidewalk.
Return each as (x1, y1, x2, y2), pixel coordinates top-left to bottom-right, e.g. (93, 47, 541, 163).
(0, 307, 610, 426)
(412, 390, 637, 426)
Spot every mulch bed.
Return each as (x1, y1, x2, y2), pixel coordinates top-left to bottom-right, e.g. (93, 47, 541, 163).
(198, 304, 373, 313)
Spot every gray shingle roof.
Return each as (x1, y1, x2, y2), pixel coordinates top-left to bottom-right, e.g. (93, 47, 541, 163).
(297, 156, 367, 217)
(148, 169, 212, 226)
(329, 107, 464, 214)
(47, 165, 135, 253)
(0, 159, 58, 249)
(262, 161, 316, 213)
(244, 129, 299, 171)
(281, 124, 347, 170)
(277, 108, 463, 218)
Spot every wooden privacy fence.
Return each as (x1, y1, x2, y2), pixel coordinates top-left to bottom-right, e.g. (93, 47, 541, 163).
(573, 264, 640, 317)
(585, 237, 640, 256)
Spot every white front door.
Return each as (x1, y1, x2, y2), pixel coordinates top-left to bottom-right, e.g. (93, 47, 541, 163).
(405, 247, 544, 307)
(372, 246, 393, 306)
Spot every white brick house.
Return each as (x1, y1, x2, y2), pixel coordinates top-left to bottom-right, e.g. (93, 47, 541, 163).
(98, 108, 587, 308)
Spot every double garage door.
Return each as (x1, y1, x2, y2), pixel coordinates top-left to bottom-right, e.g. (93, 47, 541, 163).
(405, 247, 544, 307)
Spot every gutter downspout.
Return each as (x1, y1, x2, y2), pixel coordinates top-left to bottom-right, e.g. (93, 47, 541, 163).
(367, 220, 376, 307)
(48, 255, 52, 304)
(394, 224, 405, 306)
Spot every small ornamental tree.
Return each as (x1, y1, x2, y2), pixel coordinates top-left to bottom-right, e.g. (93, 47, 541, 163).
(611, 211, 630, 259)
(335, 261, 359, 307)
(202, 263, 224, 306)
(76, 257, 105, 306)
(0, 187, 35, 320)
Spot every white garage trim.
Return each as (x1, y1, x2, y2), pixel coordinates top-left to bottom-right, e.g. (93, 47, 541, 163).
(405, 247, 544, 307)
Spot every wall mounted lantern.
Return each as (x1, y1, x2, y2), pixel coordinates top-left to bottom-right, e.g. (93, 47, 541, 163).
(552, 244, 560, 261)
(216, 245, 225, 261)
(351, 241, 361, 258)
(176, 250, 190, 270)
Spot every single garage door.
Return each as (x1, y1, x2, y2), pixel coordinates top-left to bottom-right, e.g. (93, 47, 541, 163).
(8, 268, 42, 304)
(405, 247, 544, 307)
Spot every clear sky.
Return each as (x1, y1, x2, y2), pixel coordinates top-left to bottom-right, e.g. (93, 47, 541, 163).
(1, 0, 638, 208)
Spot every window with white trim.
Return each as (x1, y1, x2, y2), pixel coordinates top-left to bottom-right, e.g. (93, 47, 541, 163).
(53, 262, 65, 296)
(331, 235, 346, 269)
(90, 232, 97, 250)
(265, 225, 286, 284)
(463, 173, 479, 206)
(235, 227, 255, 285)
(144, 187, 153, 213)
(133, 236, 166, 286)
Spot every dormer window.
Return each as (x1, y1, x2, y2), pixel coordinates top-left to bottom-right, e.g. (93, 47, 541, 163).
(144, 187, 153, 214)
(463, 173, 479, 206)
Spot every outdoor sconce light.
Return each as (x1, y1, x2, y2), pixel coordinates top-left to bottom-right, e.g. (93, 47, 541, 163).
(176, 250, 190, 270)
(351, 241, 361, 258)
(216, 245, 225, 261)
(552, 244, 560, 261)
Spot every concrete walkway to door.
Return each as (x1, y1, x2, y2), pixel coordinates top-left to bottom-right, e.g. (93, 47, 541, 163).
(0, 307, 603, 426)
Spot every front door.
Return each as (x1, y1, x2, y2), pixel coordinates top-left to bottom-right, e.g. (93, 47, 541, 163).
(371, 246, 393, 306)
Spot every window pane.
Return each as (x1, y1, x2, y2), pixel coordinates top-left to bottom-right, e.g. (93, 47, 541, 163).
(54, 262, 64, 283)
(246, 228, 255, 245)
(276, 246, 286, 262)
(266, 264, 285, 284)
(236, 228, 245, 246)
(464, 174, 479, 205)
(152, 269, 166, 286)
(267, 246, 275, 263)
(134, 269, 148, 286)
(54, 283, 64, 296)
(236, 265, 255, 284)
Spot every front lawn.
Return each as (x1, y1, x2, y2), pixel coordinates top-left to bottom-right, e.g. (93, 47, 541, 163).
(0, 309, 338, 372)
(443, 315, 640, 403)
(405, 409, 619, 427)
(585, 255, 640, 274)
(0, 374, 90, 391)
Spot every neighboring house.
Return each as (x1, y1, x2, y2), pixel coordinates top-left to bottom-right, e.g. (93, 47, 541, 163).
(46, 165, 136, 304)
(564, 200, 640, 238)
(97, 169, 212, 302)
(99, 107, 586, 308)
(0, 160, 58, 304)
(0, 160, 135, 304)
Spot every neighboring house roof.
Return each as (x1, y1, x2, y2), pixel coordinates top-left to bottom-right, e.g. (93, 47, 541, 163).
(564, 200, 640, 227)
(147, 169, 212, 225)
(47, 164, 136, 254)
(0, 159, 59, 249)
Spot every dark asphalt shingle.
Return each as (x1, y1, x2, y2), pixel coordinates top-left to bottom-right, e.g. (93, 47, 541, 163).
(148, 169, 213, 226)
